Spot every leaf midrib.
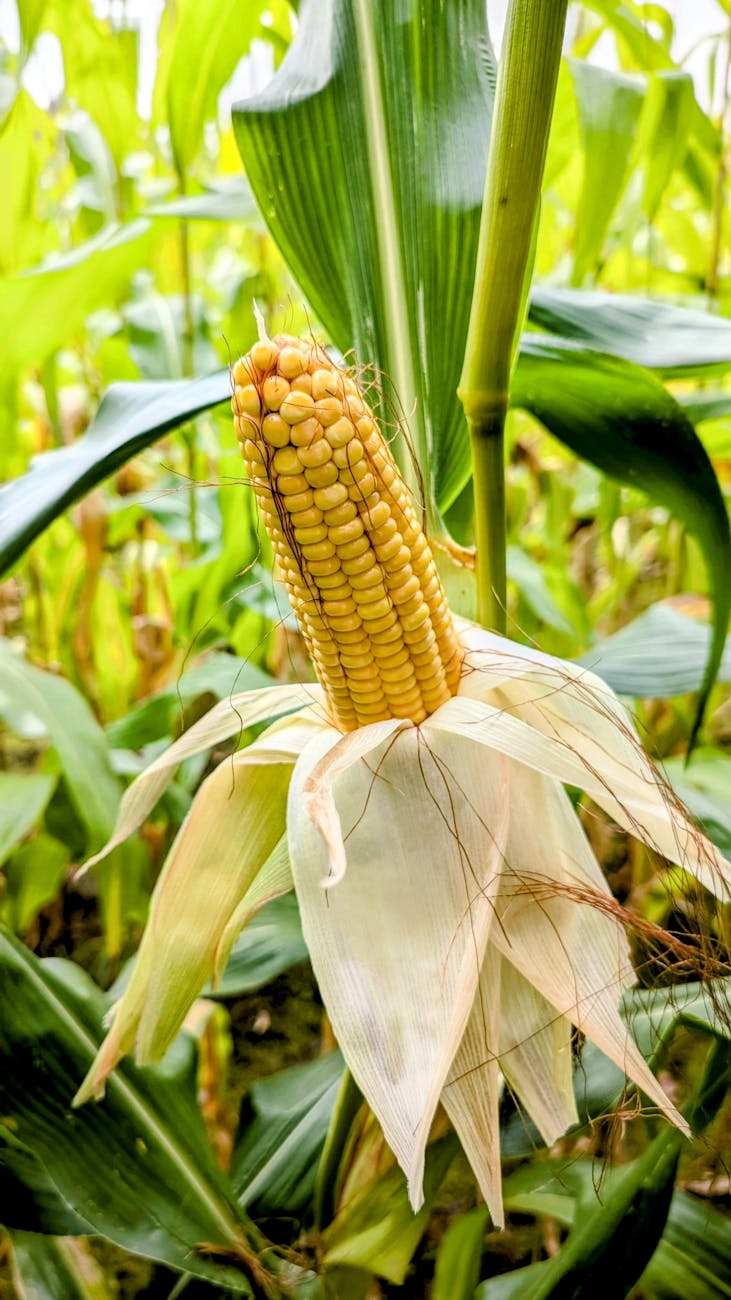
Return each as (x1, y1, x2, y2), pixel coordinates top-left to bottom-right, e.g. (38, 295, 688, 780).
(352, 0, 422, 490)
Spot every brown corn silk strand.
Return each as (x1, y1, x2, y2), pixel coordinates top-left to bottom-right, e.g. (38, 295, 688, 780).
(231, 332, 462, 731)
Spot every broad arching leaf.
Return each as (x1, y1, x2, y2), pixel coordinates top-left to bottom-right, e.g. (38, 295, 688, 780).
(0, 372, 230, 578)
(232, 0, 496, 513)
(512, 336, 731, 742)
(0, 932, 258, 1290)
(529, 285, 731, 376)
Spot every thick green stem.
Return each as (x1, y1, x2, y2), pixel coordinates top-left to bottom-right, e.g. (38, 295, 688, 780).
(471, 415, 507, 630)
(459, 0, 568, 631)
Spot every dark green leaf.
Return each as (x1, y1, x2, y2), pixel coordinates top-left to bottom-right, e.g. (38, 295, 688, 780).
(0, 371, 229, 577)
(233, 0, 497, 511)
(0, 931, 258, 1291)
(513, 337, 731, 742)
(432, 1204, 488, 1300)
(0, 1128, 90, 1236)
(623, 979, 731, 1061)
(487, 1181, 731, 1300)
(529, 286, 731, 377)
(524, 1127, 682, 1299)
(232, 1052, 344, 1218)
(208, 894, 308, 999)
(642, 1190, 731, 1300)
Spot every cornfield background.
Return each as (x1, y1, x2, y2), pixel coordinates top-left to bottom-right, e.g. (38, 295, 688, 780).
(1, 1, 731, 1297)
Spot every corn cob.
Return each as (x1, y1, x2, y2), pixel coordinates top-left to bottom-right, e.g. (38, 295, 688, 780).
(231, 332, 462, 731)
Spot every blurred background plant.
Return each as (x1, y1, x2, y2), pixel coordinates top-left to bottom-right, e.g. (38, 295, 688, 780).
(1, 1, 731, 1297)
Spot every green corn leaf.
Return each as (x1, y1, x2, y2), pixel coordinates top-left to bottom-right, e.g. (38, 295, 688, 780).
(513, 337, 731, 744)
(0, 91, 56, 275)
(0, 772, 56, 866)
(579, 602, 731, 699)
(679, 389, 731, 425)
(47, 0, 138, 169)
(0, 371, 230, 578)
(486, 1182, 731, 1300)
(637, 71, 695, 221)
(232, 1051, 344, 1219)
(432, 1204, 489, 1300)
(581, 0, 674, 71)
(232, 0, 497, 514)
(0, 931, 259, 1292)
(9, 1232, 114, 1300)
(642, 1190, 731, 1300)
(146, 180, 256, 223)
(4, 832, 70, 934)
(662, 748, 731, 858)
(17, 0, 48, 62)
(0, 645, 120, 850)
(322, 1135, 459, 1285)
(568, 61, 645, 285)
(0, 1126, 91, 1237)
(208, 893, 308, 1000)
(105, 651, 270, 751)
(529, 285, 731, 376)
(527, 1127, 683, 1299)
(155, 0, 272, 177)
(0, 220, 153, 376)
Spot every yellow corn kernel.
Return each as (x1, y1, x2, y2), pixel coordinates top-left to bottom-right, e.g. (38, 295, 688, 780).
(250, 339, 278, 374)
(299, 448, 334, 476)
(261, 413, 291, 447)
(283, 488, 315, 514)
(333, 440, 364, 468)
(280, 391, 316, 424)
(305, 462, 339, 489)
(326, 417, 355, 448)
(337, 535, 371, 560)
(323, 501, 358, 528)
(278, 346, 308, 379)
(290, 417, 322, 448)
(271, 447, 301, 474)
(294, 523, 328, 546)
(314, 398, 343, 426)
(262, 375, 290, 411)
